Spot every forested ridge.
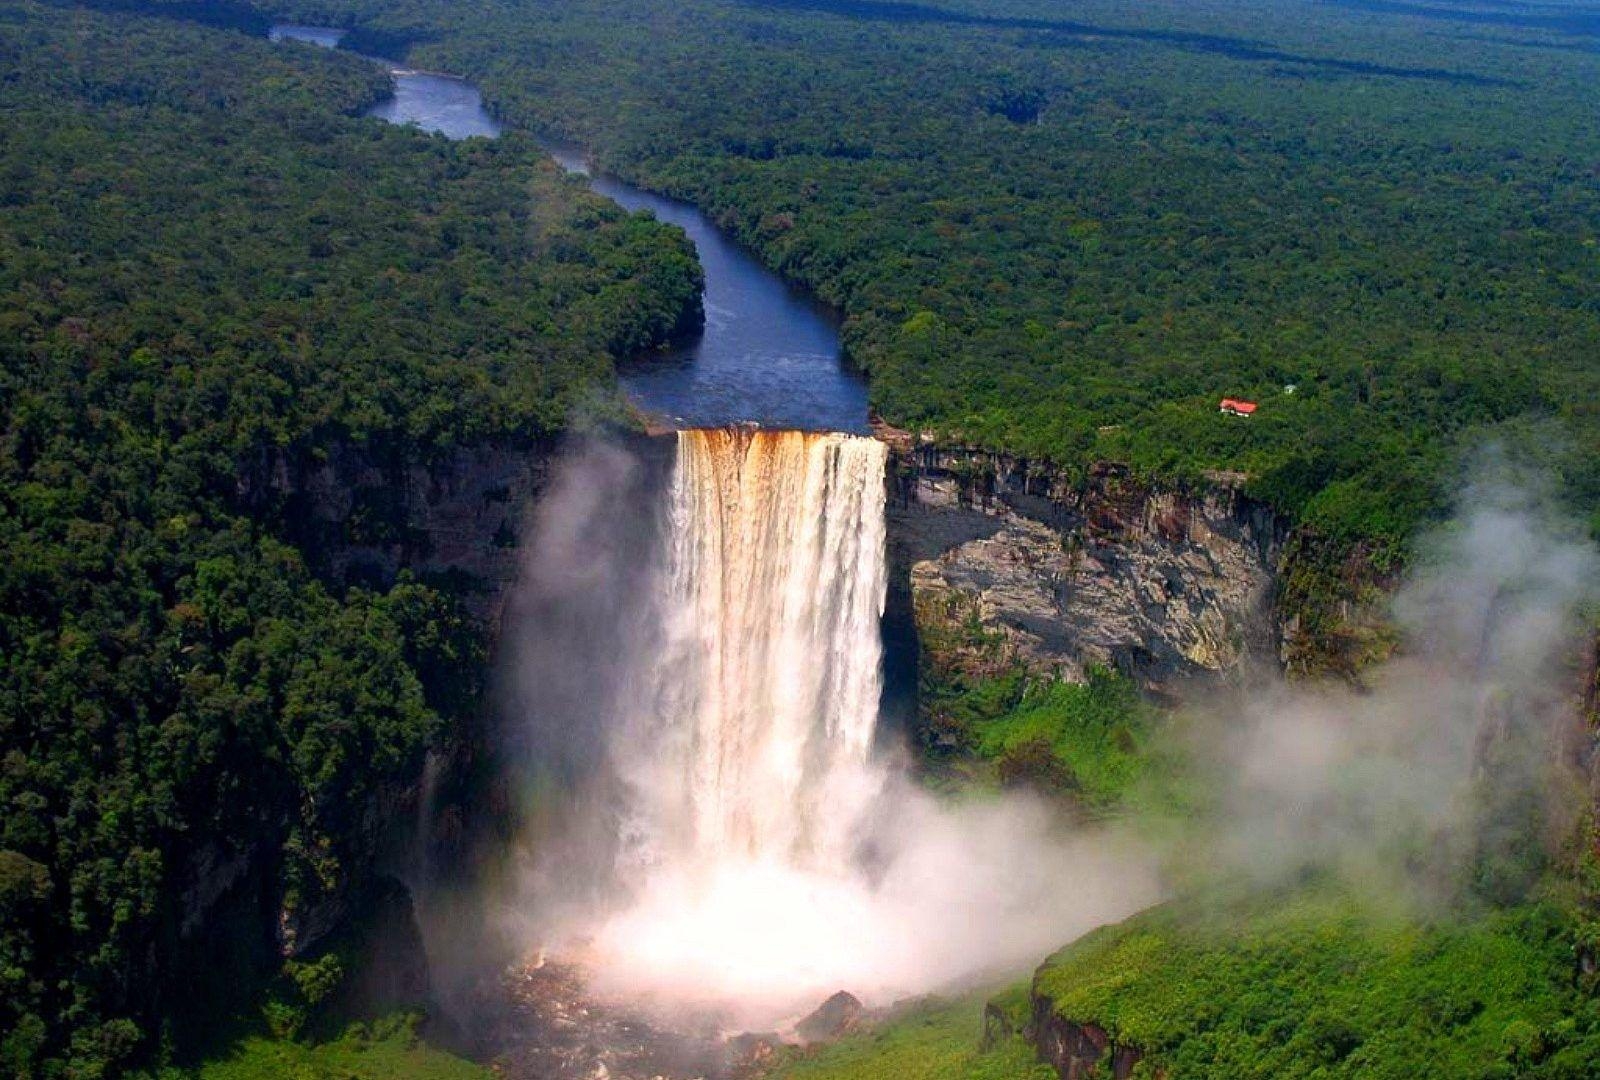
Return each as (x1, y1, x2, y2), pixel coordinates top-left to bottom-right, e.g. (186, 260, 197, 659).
(247, 0, 1600, 550)
(0, 2, 698, 1073)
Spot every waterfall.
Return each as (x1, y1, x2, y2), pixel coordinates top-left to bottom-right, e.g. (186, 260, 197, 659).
(616, 428, 888, 876)
(513, 427, 1153, 1021)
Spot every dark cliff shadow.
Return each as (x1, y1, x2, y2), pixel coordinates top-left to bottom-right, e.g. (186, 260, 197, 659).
(879, 549, 922, 747)
(879, 473, 1008, 747)
(738, 0, 1518, 85)
(1322, 0, 1600, 41)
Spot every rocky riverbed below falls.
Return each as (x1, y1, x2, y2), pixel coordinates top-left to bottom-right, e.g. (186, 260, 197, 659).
(466, 956, 871, 1080)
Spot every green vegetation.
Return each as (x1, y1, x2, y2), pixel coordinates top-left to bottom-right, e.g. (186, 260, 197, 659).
(765, 886, 1600, 1080)
(1033, 886, 1600, 1079)
(6, 1, 1599, 1076)
(185, 1015, 486, 1080)
(921, 666, 1154, 813)
(0, 2, 699, 1074)
(911, 578, 1158, 810)
(974, 675, 1151, 810)
(761, 989, 1052, 1080)
(251, 0, 1598, 549)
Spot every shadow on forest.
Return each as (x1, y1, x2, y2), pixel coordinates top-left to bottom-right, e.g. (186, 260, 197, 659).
(740, 0, 1520, 85)
(1323, 0, 1599, 42)
(42, 0, 269, 34)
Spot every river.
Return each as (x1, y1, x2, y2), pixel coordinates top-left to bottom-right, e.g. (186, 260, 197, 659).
(269, 25, 868, 433)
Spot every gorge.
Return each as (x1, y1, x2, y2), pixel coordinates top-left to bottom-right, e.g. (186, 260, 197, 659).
(257, 19, 1363, 1069)
(3, 5, 1590, 1077)
(258, 22, 1176, 1058)
(490, 426, 1158, 1076)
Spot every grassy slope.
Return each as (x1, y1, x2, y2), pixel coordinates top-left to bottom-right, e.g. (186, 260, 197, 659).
(762, 990, 1050, 1080)
(1033, 888, 1600, 1078)
(766, 890, 1600, 1080)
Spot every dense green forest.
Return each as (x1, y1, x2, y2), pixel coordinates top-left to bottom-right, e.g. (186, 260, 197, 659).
(1027, 887, 1600, 1078)
(6, 0, 1600, 1077)
(244, 0, 1599, 550)
(0, 2, 698, 1074)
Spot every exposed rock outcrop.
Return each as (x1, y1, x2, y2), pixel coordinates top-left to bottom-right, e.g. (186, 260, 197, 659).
(889, 446, 1286, 694)
(242, 437, 556, 623)
(333, 875, 434, 1018)
(797, 990, 866, 1044)
(980, 1000, 1014, 1051)
(1027, 993, 1144, 1080)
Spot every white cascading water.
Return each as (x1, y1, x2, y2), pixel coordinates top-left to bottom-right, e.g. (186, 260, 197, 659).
(547, 427, 1153, 1024)
(631, 428, 887, 866)
(583, 428, 894, 1013)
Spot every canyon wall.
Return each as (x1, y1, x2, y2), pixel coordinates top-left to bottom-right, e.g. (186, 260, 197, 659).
(887, 444, 1290, 698)
(244, 437, 558, 622)
(1026, 994, 1144, 1080)
(167, 436, 571, 997)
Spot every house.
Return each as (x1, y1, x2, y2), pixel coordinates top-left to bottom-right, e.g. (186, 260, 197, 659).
(1219, 398, 1257, 417)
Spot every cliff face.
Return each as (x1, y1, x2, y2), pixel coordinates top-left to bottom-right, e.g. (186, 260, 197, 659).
(171, 437, 560, 982)
(888, 446, 1287, 695)
(246, 437, 555, 623)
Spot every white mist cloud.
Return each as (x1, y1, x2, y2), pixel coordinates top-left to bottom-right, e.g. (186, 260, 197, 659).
(492, 438, 1594, 1040)
(584, 779, 1156, 1029)
(1188, 454, 1597, 902)
(499, 434, 1158, 1031)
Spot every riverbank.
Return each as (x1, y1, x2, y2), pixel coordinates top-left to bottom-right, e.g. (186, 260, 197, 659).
(270, 23, 866, 433)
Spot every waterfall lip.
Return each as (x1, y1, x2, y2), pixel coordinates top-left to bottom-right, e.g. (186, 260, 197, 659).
(650, 420, 887, 440)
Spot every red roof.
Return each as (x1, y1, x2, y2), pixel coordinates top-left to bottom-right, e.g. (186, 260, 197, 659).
(1219, 398, 1258, 415)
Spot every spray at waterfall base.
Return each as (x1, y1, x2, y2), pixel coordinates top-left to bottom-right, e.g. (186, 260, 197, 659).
(501, 428, 1156, 1028)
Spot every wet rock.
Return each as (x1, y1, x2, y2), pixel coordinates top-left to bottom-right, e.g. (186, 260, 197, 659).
(178, 841, 254, 939)
(335, 876, 432, 1017)
(980, 1001, 1013, 1051)
(796, 990, 865, 1044)
(240, 438, 553, 623)
(485, 957, 731, 1080)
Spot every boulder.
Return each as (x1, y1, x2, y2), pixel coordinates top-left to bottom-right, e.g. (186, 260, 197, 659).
(724, 1030, 787, 1072)
(796, 990, 865, 1044)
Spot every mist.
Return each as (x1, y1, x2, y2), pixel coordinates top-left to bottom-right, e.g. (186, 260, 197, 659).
(1175, 452, 1597, 905)
(481, 433, 1595, 1041)
(492, 432, 1158, 1031)
(581, 779, 1155, 1025)
(495, 434, 670, 935)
